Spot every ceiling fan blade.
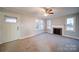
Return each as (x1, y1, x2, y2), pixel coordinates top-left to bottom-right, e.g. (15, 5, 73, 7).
(41, 7, 54, 15)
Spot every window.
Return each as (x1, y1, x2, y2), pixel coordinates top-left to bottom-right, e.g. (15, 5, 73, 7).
(47, 20, 51, 29)
(66, 17, 74, 31)
(35, 19, 44, 30)
(5, 16, 17, 23)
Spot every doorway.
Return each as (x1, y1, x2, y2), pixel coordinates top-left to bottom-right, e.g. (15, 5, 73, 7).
(1, 16, 18, 43)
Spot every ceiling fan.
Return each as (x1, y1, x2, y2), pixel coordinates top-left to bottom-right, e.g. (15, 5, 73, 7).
(41, 7, 54, 16)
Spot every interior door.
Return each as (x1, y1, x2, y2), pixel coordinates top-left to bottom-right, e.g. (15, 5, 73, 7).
(2, 16, 17, 43)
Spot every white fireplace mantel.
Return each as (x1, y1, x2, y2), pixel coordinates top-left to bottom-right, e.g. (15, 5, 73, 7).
(52, 25, 64, 36)
(52, 25, 64, 28)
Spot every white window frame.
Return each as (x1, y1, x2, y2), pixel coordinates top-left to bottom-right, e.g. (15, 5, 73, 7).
(66, 17, 75, 32)
(35, 19, 44, 30)
(5, 16, 17, 23)
(47, 20, 51, 29)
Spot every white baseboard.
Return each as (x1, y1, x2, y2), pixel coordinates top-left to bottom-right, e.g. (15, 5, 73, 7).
(0, 31, 44, 44)
(0, 38, 18, 44)
(63, 35, 79, 39)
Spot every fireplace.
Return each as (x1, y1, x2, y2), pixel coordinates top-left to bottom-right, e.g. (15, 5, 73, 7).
(53, 28, 62, 35)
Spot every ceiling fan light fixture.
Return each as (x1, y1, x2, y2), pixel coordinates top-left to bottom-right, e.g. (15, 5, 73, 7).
(44, 13, 48, 16)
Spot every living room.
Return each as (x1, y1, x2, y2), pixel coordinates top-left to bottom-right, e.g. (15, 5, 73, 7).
(0, 7, 79, 52)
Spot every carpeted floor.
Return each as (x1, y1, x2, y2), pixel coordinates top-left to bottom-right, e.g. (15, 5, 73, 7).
(0, 33, 79, 52)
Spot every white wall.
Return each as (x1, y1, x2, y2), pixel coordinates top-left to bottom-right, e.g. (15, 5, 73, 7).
(19, 15, 44, 39)
(0, 11, 44, 44)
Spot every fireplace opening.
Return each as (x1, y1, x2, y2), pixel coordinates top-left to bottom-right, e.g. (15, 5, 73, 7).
(53, 28, 62, 35)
